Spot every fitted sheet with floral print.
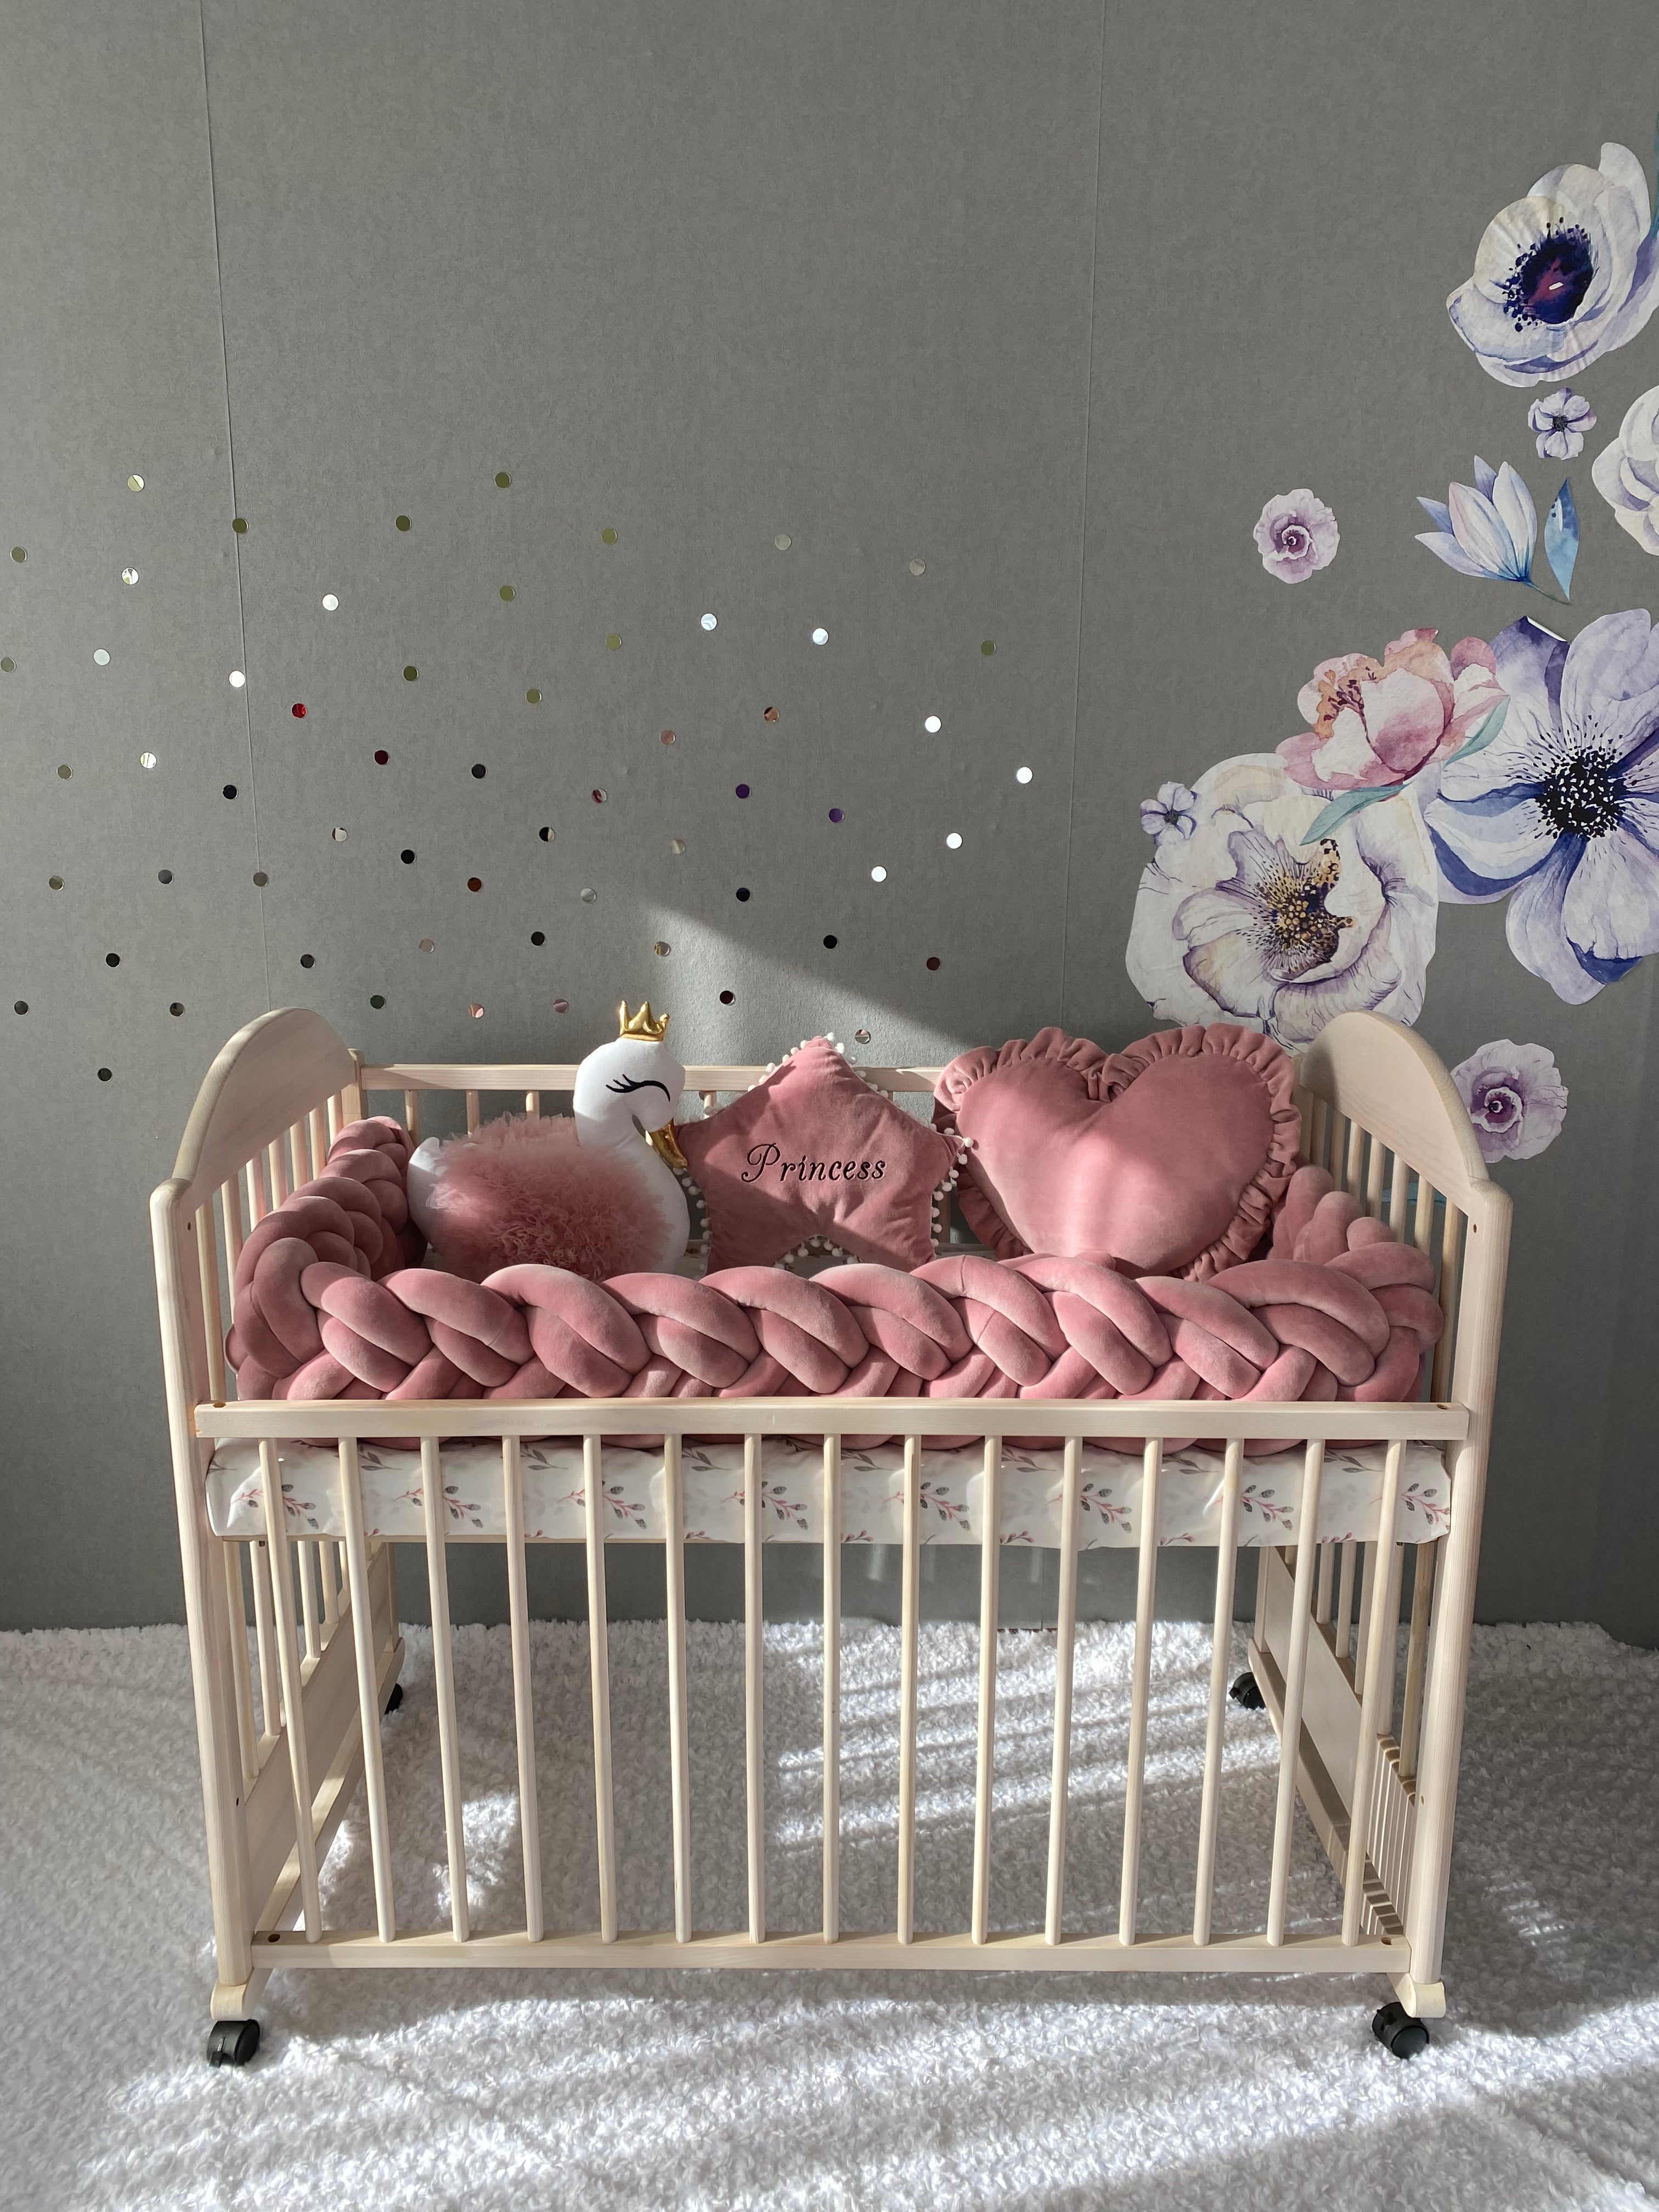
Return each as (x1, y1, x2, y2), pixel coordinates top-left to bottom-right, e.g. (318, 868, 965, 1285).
(206, 1436, 1450, 1548)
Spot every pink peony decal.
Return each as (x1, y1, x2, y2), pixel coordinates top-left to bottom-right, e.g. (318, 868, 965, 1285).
(1253, 490, 1339, 584)
(1451, 1039, 1568, 1162)
(1278, 629, 1506, 796)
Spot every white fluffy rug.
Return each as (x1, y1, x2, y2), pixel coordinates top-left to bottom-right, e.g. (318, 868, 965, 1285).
(3, 1616, 1657, 2210)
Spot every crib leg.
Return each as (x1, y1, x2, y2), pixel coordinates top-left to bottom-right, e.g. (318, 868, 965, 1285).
(207, 1966, 269, 2065)
(1372, 1999, 1431, 2059)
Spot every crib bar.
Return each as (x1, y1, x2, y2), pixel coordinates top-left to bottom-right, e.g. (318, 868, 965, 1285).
(970, 1437, 1001, 1945)
(326, 1091, 343, 1147)
(1365, 1131, 1385, 1215)
(194, 1203, 228, 1403)
(1267, 1442, 1325, 1945)
(1377, 1543, 1406, 1742)
(1431, 1206, 1464, 1402)
(1315, 1541, 1334, 1626)
(1344, 1444, 1406, 1943)
(524, 1091, 540, 1118)
(1045, 1436, 1082, 1945)
(1398, 1543, 1437, 1784)
(307, 1105, 328, 1179)
(259, 1441, 321, 1939)
(250, 1535, 280, 1741)
(245, 1157, 266, 1228)
(221, 1177, 245, 1279)
(465, 1090, 481, 1134)
(583, 1436, 617, 1945)
(339, 1440, 396, 1943)
(1388, 1152, 1409, 1239)
(1343, 1116, 1364, 1198)
(1119, 1438, 1163, 1947)
(287, 1121, 307, 1196)
(320, 1541, 341, 1630)
(1353, 1542, 1376, 1699)
(268, 1137, 290, 1206)
(420, 1436, 471, 1944)
(664, 1434, 692, 1945)
(403, 1090, 421, 1144)
(822, 1435, 842, 1945)
(501, 1439, 544, 1944)
(1335, 1542, 1357, 1665)
(743, 1434, 765, 1945)
(1192, 1441, 1243, 1946)
(296, 1541, 320, 1666)
(897, 1436, 923, 1945)
(224, 1541, 257, 1790)
(1413, 1171, 1436, 1256)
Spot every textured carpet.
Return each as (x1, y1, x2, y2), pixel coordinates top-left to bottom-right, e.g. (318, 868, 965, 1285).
(2, 1616, 1657, 2211)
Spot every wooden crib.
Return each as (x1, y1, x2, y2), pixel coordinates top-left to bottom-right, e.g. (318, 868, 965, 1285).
(150, 1007, 1508, 2067)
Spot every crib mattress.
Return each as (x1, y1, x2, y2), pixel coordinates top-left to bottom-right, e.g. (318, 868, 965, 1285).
(205, 1435, 1451, 1549)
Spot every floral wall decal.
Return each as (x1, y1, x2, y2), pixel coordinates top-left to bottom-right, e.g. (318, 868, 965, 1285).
(1139, 781, 1198, 844)
(1424, 611, 1659, 1003)
(1591, 384, 1659, 552)
(1452, 1039, 1568, 1161)
(1529, 387, 1596, 459)
(1417, 457, 1576, 598)
(1126, 753, 1437, 1048)
(1277, 628, 1504, 804)
(1446, 135, 1659, 386)
(1253, 489, 1338, 583)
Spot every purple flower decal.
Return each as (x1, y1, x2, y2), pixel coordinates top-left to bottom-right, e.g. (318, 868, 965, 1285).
(1452, 1039, 1568, 1161)
(1254, 490, 1339, 584)
(1528, 387, 1596, 460)
(1591, 383, 1659, 554)
(1417, 457, 1576, 599)
(1140, 781, 1199, 843)
(1423, 612, 1659, 1003)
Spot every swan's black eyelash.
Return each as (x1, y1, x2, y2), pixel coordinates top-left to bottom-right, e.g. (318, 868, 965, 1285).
(606, 1075, 672, 1098)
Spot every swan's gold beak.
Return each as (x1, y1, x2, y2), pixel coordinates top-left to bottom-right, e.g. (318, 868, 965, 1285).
(646, 1122, 687, 1171)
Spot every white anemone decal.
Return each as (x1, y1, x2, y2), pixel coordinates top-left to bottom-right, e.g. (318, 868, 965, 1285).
(1126, 755, 1438, 1050)
(1447, 139, 1659, 386)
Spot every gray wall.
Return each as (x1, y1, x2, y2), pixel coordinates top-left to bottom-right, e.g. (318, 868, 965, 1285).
(4, 0, 1656, 1639)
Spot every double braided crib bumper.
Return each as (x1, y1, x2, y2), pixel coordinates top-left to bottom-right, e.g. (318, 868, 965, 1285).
(225, 1119, 1446, 1459)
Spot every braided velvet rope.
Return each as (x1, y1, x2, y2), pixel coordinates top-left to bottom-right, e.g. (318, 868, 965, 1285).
(227, 1119, 1442, 1455)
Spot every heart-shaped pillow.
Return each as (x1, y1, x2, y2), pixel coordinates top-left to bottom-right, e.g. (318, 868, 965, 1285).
(933, 1022, 1301, 1279)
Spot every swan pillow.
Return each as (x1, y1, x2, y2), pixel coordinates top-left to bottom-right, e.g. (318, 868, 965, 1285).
(933, 1022, 1301, 1279)
(677, 1038, 963, 1271)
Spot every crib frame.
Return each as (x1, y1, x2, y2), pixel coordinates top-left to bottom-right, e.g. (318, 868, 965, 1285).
(151, 1008, 1508, 2055)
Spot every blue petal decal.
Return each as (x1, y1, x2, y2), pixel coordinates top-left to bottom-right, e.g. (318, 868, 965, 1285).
(1544, 479, 1578, 600)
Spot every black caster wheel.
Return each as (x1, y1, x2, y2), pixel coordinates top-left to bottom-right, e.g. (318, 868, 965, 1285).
(1229, 1669, 1266, 1711)
(385, 1682, 404, 1714)
(206, 2019, 261, 2067)
(1372, 2001, 1431, 2059)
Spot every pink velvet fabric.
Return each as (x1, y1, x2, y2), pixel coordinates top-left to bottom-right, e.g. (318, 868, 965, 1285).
(225, 1148, 1441, 1458)
(933, 1023, 1302, 1279)
(415, 1114, 671, 1282)
(677, 1039, 962, 1271)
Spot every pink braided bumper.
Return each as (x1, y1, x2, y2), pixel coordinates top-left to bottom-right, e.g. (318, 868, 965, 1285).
(227, 1126, 1442, 1455)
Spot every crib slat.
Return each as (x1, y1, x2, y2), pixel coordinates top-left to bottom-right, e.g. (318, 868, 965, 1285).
(220, 1176, 245, 1282)
(1376, 1543, 1407, 1742)
(246, 1157, 267, 1228)
(1045, 1435, 1082, 1945)
(1431, 1205, 1464, 1401)
(259, 1441, 321, 1939)
(1118, 1438, 1163, 1946)
(1315, 1541, 1334, 1626)
(822, 1435, 842, 1946)
(1343, 1116, 1364, 1198)
(1413, 1171, 1436, 1255)
(224, 1541, 257, 1791)
(743, 1433, 766, 1945)
(584, 1436, 617, 1944)
(308, 1105, 328, 1180)
(1353, 1542, 1377, 1698)
(421, 1436, 470, 1944)
(1336, 1541, 1357, 1666)
(970, 1437, 1001, 1945)
(1365, 1131, 1385, 1216)
(195, 1204, 228, 1403)
(524, 1091, 540, 1118)
(298, 1542, 321, 1666)
(897, 1433, 921, 1946)
(320, 1541, 341, 1631)
(1267, 1442, 1325, 1945)
(338, 1440, 395, 1943)
(1193, 1439, 1243, 1946)
(250, 1534, 280, 1742)
(326, 1091, 343, 1147)
(287, 1121, 308, 1197)
(1344, 1444, 1405, 1943)
(465, 1090, 482, 1134)
(1387, 1151, 1409, 1239)
(664, 1433, 692, 1945)
(268, 1137, 290, 1206)
(503, 1438, 543, 1944)
(403, 1090, 421, 1145)
(1399, 1542, 1437, 1784)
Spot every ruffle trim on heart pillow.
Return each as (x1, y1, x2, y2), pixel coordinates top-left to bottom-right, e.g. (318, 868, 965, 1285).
(933, 1022, 1302, 1280)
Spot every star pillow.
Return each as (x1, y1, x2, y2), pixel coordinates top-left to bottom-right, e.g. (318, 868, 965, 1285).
(676, 1038, 963, 1271)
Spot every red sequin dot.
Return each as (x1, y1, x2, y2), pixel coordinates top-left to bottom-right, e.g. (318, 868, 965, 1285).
(374, 749, 390, 765)
(292, 703, 307, 718)
(926, 956, 941, 970)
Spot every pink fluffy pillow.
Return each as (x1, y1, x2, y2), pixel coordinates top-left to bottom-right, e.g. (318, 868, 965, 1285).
(934, 1023, 1301, 1279)
(417, 1116, 669, 1284)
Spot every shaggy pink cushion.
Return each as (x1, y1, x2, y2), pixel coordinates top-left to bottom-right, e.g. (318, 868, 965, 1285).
(933, 1023, 1302, 1279)
(677, 1039, 962, 1271)
(416, 1115, 670, 1284)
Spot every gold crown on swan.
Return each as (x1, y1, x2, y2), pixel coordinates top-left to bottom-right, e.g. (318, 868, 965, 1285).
(617, 999, 670, 1041)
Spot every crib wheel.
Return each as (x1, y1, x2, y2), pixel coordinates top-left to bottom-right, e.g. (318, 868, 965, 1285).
(1372, 2001, 1430, 2059)
(385, 1682, 404, 1714)
(1229, 1670, 1266, 1711)
(206, 2019, 261, 2068)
